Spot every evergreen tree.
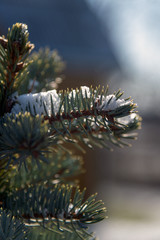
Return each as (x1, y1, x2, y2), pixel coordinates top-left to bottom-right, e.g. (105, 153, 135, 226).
(0, 23, 141, 239)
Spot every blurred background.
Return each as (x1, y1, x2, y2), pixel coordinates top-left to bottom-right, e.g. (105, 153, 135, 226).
(1, 0, 160, 239)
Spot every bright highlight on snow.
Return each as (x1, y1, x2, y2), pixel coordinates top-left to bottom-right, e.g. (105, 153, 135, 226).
(96, 94, 132, 111)
(69, 86, 91, 98)
(21, 23, 28, 34)
(118, 113, 138, 125)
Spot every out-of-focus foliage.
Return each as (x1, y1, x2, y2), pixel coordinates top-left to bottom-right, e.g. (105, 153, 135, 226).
(18, 48, 65, 94)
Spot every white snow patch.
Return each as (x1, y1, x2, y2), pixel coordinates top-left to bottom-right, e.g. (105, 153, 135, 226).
(11, 90, 60, 116)
(69, 86, 91, 98)
(21, 23, 28, 34)
(118, 113, 138, 125)
(96, 95, 131, 111)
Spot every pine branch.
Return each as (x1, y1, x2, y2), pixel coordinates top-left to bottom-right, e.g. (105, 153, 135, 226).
(10, 86, 136, 118)
(0, 86, 141, 169)
(0, 208, 28, 240)
(0, 23, 34, 115)
(0, 112, 54, 169)
(4, 185, 106, 238)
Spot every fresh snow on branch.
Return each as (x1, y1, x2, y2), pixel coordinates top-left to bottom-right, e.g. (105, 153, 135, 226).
(69, 86, 91, 98)
(118, 113, 138, 125)
(96, 94, 132, 111)
(21, 23, 28, 34)
(11, 90, 60, 116)
(10, 86, 134, 120)
(70, 87, 133, 111)
(80, 86, 91, 98)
